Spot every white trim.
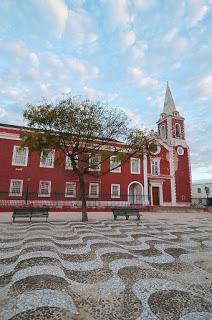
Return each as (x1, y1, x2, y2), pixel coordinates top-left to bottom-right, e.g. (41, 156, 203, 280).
(12, 146, 29, 166)
(40, 149, 55, 168)
(110, 156, 121, 173)
(169, 149, 176, 205)
(128, 181, 144, 204)
(111, 184, 121, 198)
(143, 154, 149, 205)
(0, 132, 20, 140)
(89, 183, 99, 198)
(150, 181, 163, 206)
(65, 182, 77, 198)
(175, 123, 181, 138)
(130, 158, 140, 174)
(151, 158, 160, 176)
(9, 179, 23, 196)
(38, 181, 51, 197)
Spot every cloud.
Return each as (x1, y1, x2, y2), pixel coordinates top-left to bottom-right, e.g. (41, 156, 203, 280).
(66, 57, 100, 80)
(185, 0, 210, 27)
(32, 0, 68, 38)
(132, 0, 156, 10)
(131, 42, 148, 60)
(82, 86, 118, 102)
(121, 30, 136, 48)
(162, 28, 189, 53)
(2, 40, 39, 66)
(65, 9, 98, 47)
(102, 0, 132, 28)
(198, 74, 212, 97)
(128, 67, 161, 91)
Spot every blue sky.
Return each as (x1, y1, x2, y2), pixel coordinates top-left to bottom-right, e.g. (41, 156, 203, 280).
(0, 0, 211, 181)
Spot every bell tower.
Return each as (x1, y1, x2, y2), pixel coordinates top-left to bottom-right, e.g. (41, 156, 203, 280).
(157, 82, 185, 146)
(157, 82, 191, 206)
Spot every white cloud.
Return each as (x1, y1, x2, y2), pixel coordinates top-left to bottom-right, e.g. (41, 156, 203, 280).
(131, 42, 148, 60)
(65, 9, 98, 47)
(82, 86, 118, 102)
(162, 28, 189, 53)
(186, 0, 210, 27)
(163, 28, 178, 43)
(132, 0, 156, 10)
(102, 0, 132, 28)
(66, 57, 100, 80)
(128, 67, 161, 90)
(32, 0, 68, 38)
(121, 30, 136, 48)
(198, 74, 212, 97)
(3, 40, 39, 66)
(0, 106, 8, 118)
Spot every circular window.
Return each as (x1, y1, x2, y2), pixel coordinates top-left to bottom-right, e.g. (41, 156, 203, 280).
(149, 143, 161, 155)
(177, 146, 184, 155)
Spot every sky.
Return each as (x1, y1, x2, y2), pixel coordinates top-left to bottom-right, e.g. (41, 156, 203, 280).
(0, 0, 211, 182)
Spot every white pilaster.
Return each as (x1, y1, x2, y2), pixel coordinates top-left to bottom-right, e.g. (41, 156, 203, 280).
(143, 154, 149, 205)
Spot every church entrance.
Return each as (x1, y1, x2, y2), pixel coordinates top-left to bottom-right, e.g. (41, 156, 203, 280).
(128, 182, 143, 205)
(152, 187, 160, 205)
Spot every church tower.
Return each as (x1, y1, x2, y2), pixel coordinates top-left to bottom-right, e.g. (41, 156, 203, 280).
(157, 82, 185, 144)
(157, 83, 192, 206)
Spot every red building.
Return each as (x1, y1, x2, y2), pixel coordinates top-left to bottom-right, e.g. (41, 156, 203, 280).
(0, 84, 191, 211)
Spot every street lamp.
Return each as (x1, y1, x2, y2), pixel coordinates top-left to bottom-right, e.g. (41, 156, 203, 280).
(25, 176, 31, 205)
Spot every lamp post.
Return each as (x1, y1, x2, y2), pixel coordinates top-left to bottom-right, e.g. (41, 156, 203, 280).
(25, 176, 31, 205)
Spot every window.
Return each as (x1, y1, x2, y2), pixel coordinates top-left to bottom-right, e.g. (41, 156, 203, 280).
(39, 181, 51, 197)
(131, 158, 140, 174)
(175, 123, 181, 138)
(12, 146, 28, 166)
(89, 183, 99, 197)
(89, 154, 101, 171)
(65, 155, 78, 170)
(160, 125, 166, 139)
(110, 156, 121, 173)
(197, 188, 201, 193)
(40, 150, 55, 168)
(65, 182, 76, 197)
(151, 159, 159, 176)
(199, 199, 202, 204)
(9, 179, 23, 196)
(111, 184, 120, 198)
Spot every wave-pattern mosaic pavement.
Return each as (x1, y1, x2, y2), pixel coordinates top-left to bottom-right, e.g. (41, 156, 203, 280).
(0, 216, 212, 319)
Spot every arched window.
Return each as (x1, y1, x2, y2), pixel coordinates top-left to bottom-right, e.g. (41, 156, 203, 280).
(175, 123, 181, 138)
(160, 125, 166, 139)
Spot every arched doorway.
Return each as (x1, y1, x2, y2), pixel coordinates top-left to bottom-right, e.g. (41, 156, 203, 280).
(128, 182, 143, 205)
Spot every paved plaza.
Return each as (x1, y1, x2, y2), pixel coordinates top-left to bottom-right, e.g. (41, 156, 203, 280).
(0, 212, 212, 319)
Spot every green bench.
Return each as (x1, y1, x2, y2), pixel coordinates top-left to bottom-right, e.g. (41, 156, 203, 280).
(112, 208, 141, 220)
(12, 207, 49, 222)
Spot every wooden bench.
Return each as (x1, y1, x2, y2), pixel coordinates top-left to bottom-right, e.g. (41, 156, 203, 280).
(112, 208, 141, 220)
(12, 207, 49, 222)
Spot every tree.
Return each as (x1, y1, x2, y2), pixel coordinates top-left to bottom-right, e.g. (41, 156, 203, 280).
(20, 97, 150, 221)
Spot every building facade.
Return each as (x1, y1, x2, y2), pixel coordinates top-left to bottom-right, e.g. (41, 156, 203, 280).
(0, 84, 192, 211)
(192, 182, 212, 206)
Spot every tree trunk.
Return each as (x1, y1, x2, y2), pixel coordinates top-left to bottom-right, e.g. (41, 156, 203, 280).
(78, 173, 88, 222)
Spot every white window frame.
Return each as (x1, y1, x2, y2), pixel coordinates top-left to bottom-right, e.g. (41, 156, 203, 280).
(110, 156, 121, 173)
(38, 181, 51, 197)
(89, 154, 101, 171)
(130, 158, 140, 174)
(89, 183, 99, 198)
(12, 146, 29, 166)
(65, 155, 78, 170)
(65, 182, 77, 197)
(9, 179, 23, 196)
(40, 149, 55, 168)
(160, 125, 166, 139)
(111, 184, 120, 198)
(175, 123, 181, 138)
(151, 159, 160, 176)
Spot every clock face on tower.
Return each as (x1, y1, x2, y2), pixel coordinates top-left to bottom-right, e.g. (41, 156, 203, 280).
(177, 146, 184, 155)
